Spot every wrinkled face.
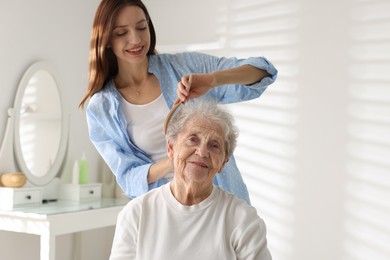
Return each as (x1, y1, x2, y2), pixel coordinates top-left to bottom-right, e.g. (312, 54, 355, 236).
(168, 117, 227, 185)
(109, 5, 150, 64)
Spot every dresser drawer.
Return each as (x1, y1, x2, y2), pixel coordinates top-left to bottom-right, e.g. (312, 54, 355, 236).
(13, 189, 42, 204)
(0, 187, 43, 209)
(79, 185, 101, 199)
(59, 183, 102, 201)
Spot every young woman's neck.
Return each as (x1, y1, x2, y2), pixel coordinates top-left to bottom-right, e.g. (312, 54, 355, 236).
(115, 59, 149, 87)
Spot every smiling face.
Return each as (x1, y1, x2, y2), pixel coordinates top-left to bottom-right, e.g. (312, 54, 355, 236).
(109, 5, 150, 64)
(168, 116, 228, 186)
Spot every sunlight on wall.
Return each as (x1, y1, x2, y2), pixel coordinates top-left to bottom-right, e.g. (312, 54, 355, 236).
(220, 1, 300, 259)
(344, 1, 390, 259)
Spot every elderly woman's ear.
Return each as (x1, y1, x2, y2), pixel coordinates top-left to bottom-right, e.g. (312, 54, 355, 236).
(217, 159, 229, 174)
(167, 140, 174, 160)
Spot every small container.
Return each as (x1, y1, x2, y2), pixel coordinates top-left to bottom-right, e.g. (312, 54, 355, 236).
(0, 172, 27, 188)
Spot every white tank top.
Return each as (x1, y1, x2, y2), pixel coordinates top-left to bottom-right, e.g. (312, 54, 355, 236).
(120, 95, 174, 181)
(120, 93, 170, 159)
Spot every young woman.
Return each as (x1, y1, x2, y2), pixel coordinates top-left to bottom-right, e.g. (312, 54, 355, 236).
(80, 0, 278, 204)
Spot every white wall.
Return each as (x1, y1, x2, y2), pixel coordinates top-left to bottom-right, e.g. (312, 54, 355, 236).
(0, 1, 113, 259)
(1, 0, 389, 260)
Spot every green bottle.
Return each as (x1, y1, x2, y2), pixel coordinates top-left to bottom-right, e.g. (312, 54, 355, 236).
(79, 153, 89, 184)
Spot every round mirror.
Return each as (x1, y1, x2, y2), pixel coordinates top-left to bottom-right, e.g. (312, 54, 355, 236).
(13, 61, 68, 186)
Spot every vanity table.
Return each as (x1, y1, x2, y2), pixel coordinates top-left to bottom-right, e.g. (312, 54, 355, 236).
(0, 198, 129, 260)
(0, 61, 127, 259)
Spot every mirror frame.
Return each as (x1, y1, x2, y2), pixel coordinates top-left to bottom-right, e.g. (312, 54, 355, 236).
(13, 61, 68, 186)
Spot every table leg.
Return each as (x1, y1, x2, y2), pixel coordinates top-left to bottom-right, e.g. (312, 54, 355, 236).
(40, 231, 55, 260)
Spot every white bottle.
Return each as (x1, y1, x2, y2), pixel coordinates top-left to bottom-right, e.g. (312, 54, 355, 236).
(72, 160, 79, 185)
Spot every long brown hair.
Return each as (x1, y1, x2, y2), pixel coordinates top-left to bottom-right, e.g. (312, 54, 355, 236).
(79, 0, 157, 108)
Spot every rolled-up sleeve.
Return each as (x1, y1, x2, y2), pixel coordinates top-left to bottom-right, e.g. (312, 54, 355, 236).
(86, 93, 165, 198)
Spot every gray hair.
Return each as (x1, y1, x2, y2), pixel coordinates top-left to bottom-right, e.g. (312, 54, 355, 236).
(166, 100, 238, 159)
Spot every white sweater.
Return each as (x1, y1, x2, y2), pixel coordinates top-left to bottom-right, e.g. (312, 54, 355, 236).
(110, 183, 272, 260)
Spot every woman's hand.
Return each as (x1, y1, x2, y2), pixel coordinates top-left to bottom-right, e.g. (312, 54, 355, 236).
(176, 73, 216, 103)
(176, 65, 269, 103)
(147, 156, 173, 184)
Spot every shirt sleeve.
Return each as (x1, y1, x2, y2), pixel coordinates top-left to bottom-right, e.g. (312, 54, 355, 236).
(232, 207, 272, 260)
(110, 202, 139, 260)
(173, 52, 278, 104)
(86, 93, 165, 198)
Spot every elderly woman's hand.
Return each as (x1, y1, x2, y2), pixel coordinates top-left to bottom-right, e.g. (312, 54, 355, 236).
(176, 73, 216, 103)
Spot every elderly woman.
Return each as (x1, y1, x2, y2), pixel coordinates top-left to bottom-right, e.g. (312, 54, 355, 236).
(110, 101, 272, 260)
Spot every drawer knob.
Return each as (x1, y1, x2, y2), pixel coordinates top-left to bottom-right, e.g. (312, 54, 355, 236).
(26, 195, 32, 200)
(89, 190, 94, 195)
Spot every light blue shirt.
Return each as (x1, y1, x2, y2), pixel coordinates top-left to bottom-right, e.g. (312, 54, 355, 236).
(86, 52, 277, 204)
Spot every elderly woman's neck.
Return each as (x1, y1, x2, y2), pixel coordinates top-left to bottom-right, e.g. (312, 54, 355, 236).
(170, 181, 213, 206)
